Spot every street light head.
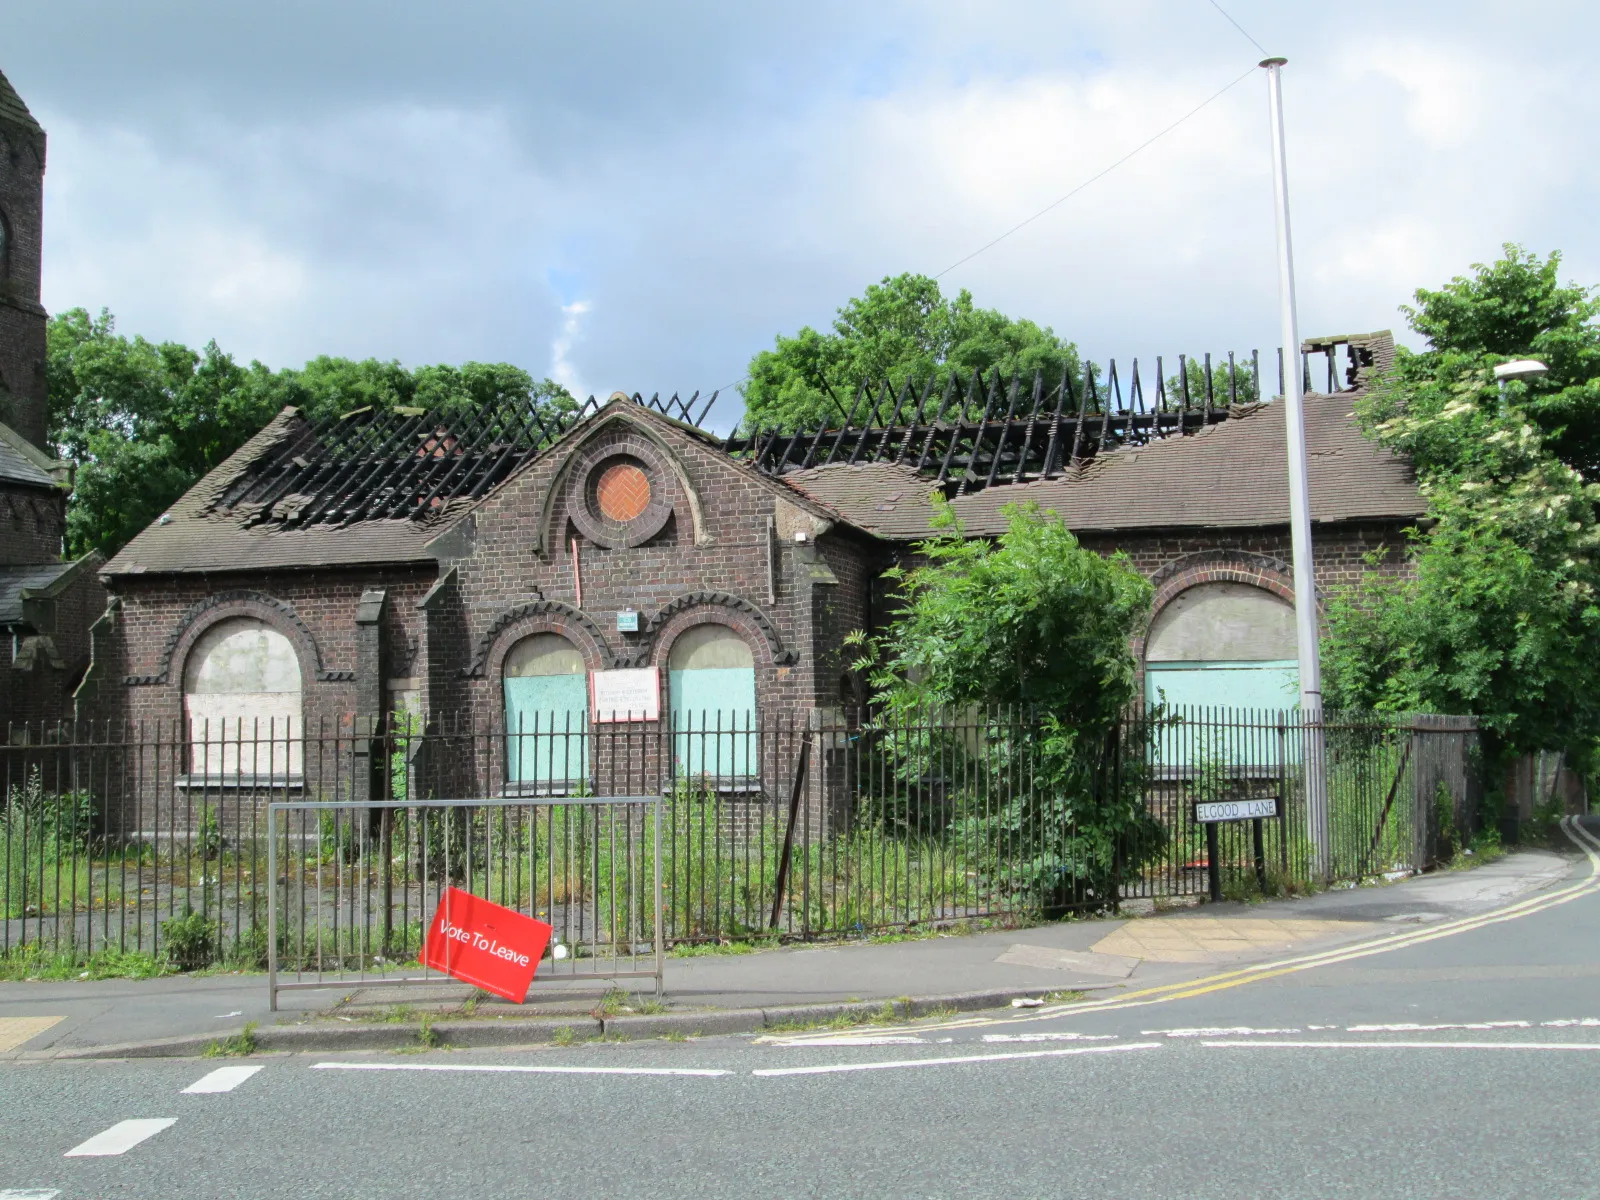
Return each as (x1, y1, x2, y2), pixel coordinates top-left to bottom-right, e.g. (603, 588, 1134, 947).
(1493, 359, 1549, 382)
(1259, 56, 1288, 69)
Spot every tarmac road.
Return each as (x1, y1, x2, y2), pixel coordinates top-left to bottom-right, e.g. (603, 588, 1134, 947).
(0, 819, 1596, 1200)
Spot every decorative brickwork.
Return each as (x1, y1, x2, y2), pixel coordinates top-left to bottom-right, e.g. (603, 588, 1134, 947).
(468, 599, 615, 678)
(540, 417, 701, 552)
(125, 589, 346, 686)
(595, 461, 651, 522)
(644, 591, 794, 666)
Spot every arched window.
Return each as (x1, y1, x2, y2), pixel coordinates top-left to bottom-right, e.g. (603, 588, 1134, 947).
(503, 633, 588, 792)
(669, 624, 756, 782)
(1145, 583, 1298, 711)
(183, 617, 303, 782)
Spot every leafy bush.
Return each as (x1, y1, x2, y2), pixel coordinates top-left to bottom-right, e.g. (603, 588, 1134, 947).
(161, 905, 217, 969)
(852, 500, 1163, 913)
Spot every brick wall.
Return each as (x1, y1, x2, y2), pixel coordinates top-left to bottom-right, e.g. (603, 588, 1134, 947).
(0, 482, 64, 564)
(0, 115, 48, 451)
(108, 565, 436, 736)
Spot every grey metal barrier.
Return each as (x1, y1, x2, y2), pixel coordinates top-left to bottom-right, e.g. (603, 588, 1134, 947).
(266, 793, 663, 1011)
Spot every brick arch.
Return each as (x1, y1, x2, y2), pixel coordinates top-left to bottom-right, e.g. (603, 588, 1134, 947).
(126, 590, 342, 688)
(468, 601, 614, 679)
(536, 412, 707, 553)
(647, 593, 793, 668)
(1138, 551, 1302, 662)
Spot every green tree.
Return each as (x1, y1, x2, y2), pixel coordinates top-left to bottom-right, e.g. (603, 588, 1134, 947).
(853, 500, 1162, 910)
(741, 273, 1081, 431)
(1323, 246, 1600, 763)
(1162, 353, 1260, 409)
(47, 307, 575, 559)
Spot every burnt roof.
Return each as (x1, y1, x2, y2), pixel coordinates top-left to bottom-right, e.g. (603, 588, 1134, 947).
(773, 331, 1416, 537)
(101, 333, 1416, 575)
(781, 388, 1420, 538)
(101, 391, 728, 577)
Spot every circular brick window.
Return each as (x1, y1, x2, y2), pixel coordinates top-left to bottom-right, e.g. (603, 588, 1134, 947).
(595, 461, 652, 523)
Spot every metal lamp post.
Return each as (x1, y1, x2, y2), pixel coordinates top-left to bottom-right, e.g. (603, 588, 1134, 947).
(1261, 56, 1329, 879)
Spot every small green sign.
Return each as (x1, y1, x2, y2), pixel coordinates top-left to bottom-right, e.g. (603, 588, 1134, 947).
(616, 609, 640, 633)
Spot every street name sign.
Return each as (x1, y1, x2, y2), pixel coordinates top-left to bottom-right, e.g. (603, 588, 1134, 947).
(1194, 798, 1279, 823)
(421, 887, 554, 1003)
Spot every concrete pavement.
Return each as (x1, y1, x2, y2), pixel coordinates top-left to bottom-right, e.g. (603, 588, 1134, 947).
(0, 844, 1579, 1059)
(0, 821, 1596, 1199)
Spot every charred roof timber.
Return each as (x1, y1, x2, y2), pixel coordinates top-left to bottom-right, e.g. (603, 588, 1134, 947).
(213, 391, 711, 530)
(205, 338, 1373, 529)
(729, 341, 1368, 496)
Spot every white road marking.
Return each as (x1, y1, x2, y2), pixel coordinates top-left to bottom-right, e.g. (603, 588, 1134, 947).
(982, 1032, 1117, 1043)
(64, 1119, 177, 1157)
(215, 1011, 243, 1019)
(753, 1041, 1161, 1077)
(0, 1190, 62, 1198)
(183, 1065, 263, 1094)
(1543, 1019, 1600, 1027)
(1347, 1021, 1531, 1032)
(778, 1036, 928, 1046)
(1202, 1040, 1600, 1052)
(312, 1062, 730, 1077)
(1142, 1027, 1300, 1038)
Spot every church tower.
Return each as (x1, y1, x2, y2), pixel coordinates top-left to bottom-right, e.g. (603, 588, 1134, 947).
(0, 66, 47, 452)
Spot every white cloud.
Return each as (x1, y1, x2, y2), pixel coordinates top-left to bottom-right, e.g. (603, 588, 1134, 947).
(20, 0, 1600, 426)
(550, 300, 591, 399)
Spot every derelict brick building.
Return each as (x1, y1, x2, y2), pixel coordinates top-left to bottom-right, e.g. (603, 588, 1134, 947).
(82, 330, 1423, 820)
(0, 68, 104, 733)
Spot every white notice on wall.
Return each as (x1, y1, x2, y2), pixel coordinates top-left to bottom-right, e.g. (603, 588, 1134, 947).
(590, 668, 660, 722)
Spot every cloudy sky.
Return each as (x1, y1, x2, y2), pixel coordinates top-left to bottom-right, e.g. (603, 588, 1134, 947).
(8, 1, 1593, 429)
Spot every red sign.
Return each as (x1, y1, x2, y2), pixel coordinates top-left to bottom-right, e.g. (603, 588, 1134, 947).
(420, 887, 553, 1004)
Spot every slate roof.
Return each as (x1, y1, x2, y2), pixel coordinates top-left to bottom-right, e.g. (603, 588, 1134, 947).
(0, 419, 59, 489)
(0, 68, 42, 137)
(779, 366, 1420, 538)
(0, 562, 76, 625)
(102, 333, 1420, 575)
(104, 409, 460, 576)
(101, 396, 839, 578)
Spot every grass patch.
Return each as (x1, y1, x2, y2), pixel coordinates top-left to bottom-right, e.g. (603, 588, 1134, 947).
(378, 1004, 415, 1024)
(1044, 990, 1087, 1005)
(669, 939, 767, 958)
(551, 1025, 576, 1046)
(1450, 827, 1509, 869)
(417, 1015, 441, 1050)
(662, 1030, 688, 1043)
(0, 946, 167, 981)
(203, 1021, 259, 1058)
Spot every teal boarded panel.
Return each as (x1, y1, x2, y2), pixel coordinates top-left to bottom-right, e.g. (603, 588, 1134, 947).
(670, 667, 757, 780)
(1146, 661, 1299, 770)
(504, 674, 589, 788)
(1145, 660, 1299, 711)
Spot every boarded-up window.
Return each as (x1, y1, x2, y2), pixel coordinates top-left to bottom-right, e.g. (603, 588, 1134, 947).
(184, 618, 303, 782)
(504, 634, 588, 792)
(1145, 583, 1299, 712)
(669, 624, 756, 782)
(1146, 583, 1299, 771)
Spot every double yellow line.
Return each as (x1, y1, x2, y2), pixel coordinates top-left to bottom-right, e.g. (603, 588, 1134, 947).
(784, 817, 1600, 1041)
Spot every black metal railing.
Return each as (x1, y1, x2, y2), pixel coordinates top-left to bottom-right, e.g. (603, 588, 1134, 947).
(0, 706, 1479, 970)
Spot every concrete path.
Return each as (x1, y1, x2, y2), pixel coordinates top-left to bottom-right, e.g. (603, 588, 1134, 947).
(0, 847, 1576, 1058)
